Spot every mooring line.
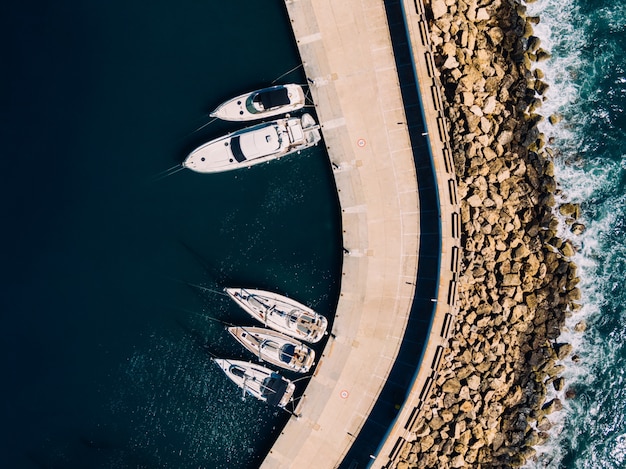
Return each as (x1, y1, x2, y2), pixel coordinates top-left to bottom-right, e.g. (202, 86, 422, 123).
(151, 165, 185, 182)
(271, 63, 304, 84)
(187, 116, 218, 136)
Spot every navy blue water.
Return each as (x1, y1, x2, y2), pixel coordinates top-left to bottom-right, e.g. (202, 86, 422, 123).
(0, 2, 341, 468)
(525, 0, 626, 467)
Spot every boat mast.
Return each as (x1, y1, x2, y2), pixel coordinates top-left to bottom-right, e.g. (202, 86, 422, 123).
(241, 375, 251, 401)
(258, 339, 265, 362)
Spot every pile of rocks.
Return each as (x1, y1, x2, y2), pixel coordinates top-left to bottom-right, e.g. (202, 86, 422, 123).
(395, 0, 581, 467)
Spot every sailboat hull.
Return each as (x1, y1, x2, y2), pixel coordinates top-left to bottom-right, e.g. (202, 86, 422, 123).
(228, 326, 315, 373)
(225, 287, 328, 343)
(213, 358, 295, 408)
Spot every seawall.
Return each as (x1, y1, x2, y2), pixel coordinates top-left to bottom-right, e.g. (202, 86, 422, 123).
(385, 0, 580, 467)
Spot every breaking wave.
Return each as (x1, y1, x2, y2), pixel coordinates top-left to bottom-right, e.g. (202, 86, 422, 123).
(524, 0, 626, 467)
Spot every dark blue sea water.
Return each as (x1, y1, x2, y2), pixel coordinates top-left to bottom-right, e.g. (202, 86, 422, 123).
(525, 0, 626, 467)
(0, 1, 341, 468)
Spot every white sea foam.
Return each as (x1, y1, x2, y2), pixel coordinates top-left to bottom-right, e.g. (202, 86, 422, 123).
(609, 433, 626, 466)
(523, 0, 626, 467)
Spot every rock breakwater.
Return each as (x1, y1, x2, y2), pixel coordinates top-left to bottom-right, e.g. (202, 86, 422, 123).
(395, 0, 580, 467)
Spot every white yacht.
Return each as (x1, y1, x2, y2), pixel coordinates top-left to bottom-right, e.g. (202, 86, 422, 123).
(225, 288, 328, 343)
(210, 84, 306, 122)
(227, 326, 315, 373)
(182, 113, 320, 173)
(212, 358, 295, 408)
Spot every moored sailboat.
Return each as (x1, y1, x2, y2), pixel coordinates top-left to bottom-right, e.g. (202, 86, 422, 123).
(225, 287, 327, 343)
(227, 326, 315, 373)
(212, 358, 295, 408)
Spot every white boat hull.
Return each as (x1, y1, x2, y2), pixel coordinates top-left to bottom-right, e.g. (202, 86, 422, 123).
(210, 84, 306, 122)
(225, 288, 328, 343)
(228, 326, 315, 373)
(213, 358, 295, 408)
(183, 113, 321, 174)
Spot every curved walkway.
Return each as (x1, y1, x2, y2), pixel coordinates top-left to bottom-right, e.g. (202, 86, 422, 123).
(262, 1, 459, 467)
(371, 1, 461, 467)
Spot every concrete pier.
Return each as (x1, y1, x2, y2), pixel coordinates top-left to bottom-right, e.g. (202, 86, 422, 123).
(262, 1, 460, 467)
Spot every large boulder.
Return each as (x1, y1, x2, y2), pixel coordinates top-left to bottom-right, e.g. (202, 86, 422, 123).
(431, 0, 448, 20)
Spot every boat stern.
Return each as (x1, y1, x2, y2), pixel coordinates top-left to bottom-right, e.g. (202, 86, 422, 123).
(279, 380, 296, 408)
(293, 346, 315, 373)
(309, 315, 329, 343)
(287, 83, 306, 108)
(300, 113, 322, 146)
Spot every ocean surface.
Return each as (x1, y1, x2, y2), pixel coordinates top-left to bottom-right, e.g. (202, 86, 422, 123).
(0, 1, 341, 468)
(524, 0, 626, 467)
